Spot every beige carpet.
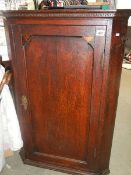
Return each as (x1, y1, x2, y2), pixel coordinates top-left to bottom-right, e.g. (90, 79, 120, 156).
(110, 68, 131, 175)
(1, 68, 131, 175)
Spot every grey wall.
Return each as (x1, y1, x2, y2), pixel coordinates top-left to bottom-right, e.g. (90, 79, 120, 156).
(126, 27, 131, 49)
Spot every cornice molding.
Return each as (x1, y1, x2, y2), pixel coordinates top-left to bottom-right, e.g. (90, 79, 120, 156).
(0, 10, 131, 19)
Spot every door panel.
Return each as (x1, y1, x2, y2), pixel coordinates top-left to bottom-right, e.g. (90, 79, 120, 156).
(25, 35, 93, 162)
(12, 24, 106, 169)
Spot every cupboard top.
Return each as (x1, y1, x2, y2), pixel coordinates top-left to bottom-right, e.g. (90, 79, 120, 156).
(0, 9, 131, 19)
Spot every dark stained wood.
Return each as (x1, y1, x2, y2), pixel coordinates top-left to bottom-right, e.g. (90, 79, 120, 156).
(0, 58, 14, 98)
(1, 9, 131, 175)
(2, 60, 11, 68)
(0, 56, 11, 68)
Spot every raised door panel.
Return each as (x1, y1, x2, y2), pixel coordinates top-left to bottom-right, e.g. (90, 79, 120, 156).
(25, 35, 92, 160)
(11, 24, 106, 172)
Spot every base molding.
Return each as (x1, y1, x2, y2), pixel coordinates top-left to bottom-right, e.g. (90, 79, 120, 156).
(20, 150, 110, 175)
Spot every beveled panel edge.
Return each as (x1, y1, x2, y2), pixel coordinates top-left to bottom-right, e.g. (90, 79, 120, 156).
(0, 9, 131, 19)
(20, 149, 110, 175)
(34, 151, 87, 165)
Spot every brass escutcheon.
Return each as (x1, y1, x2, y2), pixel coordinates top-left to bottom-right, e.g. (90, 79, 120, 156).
(21, 95, 28, 111)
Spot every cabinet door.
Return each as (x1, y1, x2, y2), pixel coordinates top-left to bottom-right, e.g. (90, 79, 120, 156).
(12, 24, 106, 172)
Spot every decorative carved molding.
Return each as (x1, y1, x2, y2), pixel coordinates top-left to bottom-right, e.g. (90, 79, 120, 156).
(1, 10, 131, 19)
(83, 36, 94, 43)
(83, 36, 94, 49)
(22, 34, 32, 46)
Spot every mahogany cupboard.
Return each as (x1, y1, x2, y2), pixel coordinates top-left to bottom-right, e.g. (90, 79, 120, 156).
(1, 9, 131, 175)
